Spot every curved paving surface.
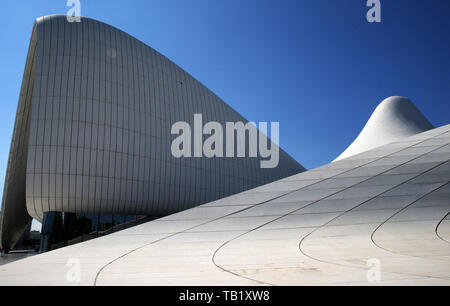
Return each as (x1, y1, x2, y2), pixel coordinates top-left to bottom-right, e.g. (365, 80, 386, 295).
(0, 124, 449, 286)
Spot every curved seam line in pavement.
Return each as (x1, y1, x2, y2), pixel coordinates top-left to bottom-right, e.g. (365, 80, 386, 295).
(370, 182, 450, 261)
(297, 162, 450, 284)
(212, 141, 450, 285)
(92, 159, 368, 286)
(94, 129, 449, 286)
(435, 211, 450, 244)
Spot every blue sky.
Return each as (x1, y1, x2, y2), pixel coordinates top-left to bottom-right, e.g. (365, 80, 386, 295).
(0, 0, 449, 219)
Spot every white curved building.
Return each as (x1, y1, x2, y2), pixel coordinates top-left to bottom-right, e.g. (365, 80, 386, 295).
(0, 15, 304, 252)
(335, 96, 434, 161)
(0, 96, 448, 286)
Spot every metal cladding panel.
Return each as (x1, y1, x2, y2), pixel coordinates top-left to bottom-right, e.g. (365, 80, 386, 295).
(1, 15, 304, 249)
(0, 24, 37, 250)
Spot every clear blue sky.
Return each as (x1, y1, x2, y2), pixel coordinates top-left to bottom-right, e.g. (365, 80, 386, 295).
(0, 0, 449, 202)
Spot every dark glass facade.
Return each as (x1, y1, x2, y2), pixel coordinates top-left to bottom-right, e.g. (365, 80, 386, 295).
(39, 212, 152, 252)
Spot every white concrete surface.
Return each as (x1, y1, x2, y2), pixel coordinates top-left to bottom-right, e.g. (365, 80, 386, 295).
(0, 123, 448, 286)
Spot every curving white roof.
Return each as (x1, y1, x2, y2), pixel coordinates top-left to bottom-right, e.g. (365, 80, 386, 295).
(334, 96, 434, 161)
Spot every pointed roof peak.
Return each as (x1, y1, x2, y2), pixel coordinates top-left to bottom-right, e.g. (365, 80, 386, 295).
(334, 96, 434, 161)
